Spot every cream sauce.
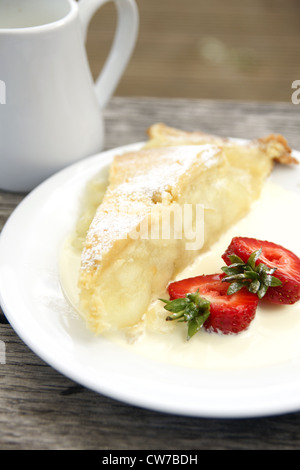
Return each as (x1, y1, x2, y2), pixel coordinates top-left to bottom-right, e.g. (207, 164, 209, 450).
(59, 181, 300, 371)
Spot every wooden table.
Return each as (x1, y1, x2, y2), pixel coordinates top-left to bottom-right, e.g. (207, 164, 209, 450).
(1, 97, 300, 450)
(87, 0, 300, 103)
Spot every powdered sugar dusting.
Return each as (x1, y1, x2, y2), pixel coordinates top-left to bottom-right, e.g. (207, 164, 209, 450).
(80, 145, 221, 270)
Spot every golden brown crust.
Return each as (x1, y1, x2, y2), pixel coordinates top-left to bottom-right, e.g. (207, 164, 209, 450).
(146, 123, 298, 165)
(146, 123, 223, 143)
(258, 134, 298, 165)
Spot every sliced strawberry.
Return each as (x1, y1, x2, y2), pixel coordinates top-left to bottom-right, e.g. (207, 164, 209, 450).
(161, 273, 258, 339)
(222, 237, 300, 305)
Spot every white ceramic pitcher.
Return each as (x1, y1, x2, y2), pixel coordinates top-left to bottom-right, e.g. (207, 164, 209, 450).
(0, 0, 138, 192)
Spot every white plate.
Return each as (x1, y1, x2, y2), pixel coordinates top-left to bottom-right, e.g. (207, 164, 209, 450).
(1, 141, 300, 419)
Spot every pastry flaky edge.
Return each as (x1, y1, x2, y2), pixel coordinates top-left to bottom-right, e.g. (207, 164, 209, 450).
(77, 123, 298, 335)
(145, 123, 298, 166)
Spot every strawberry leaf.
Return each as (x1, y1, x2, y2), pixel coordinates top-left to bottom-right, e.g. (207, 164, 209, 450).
(249, 279, 260, 294)
(247, 248, 262, 270)
(160, 290, 211, 340)
(222, 248, 282, 299)
(187, 313, 210, 340)
(221, 266, 243, 276)
(270, 276, 283, 287)
(257, 283, 268, 299)
(228, 254, 244, 264)
(227, 281, 245, 295)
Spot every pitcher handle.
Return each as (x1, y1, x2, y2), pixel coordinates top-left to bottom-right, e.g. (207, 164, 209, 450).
(78, 0, 139, 110)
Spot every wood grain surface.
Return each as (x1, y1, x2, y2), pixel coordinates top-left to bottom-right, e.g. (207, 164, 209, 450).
(85, 0, 300, 103)
(1, 97, 300, 450)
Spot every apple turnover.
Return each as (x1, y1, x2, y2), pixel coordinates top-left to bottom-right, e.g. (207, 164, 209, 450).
(77, 125, 296, 334)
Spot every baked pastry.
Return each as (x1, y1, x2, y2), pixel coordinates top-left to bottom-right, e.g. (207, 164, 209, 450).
(78, 125, 296, 334)
(145, 123, 297, 166)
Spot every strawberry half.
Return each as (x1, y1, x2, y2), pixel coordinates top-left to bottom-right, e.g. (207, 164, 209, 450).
(222, 237, 300, 305)
(160, 273, 259, 339)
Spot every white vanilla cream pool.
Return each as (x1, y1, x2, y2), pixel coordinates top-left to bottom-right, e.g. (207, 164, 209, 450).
(60, 180, 300, 371)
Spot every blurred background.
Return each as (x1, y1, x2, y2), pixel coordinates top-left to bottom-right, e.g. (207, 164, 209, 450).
(85, 0, 300, 103)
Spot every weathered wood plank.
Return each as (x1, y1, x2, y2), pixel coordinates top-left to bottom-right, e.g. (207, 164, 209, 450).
(103, 96, 300, 150)
(85, 0, 300, 102)
(1, 323, 300, 451)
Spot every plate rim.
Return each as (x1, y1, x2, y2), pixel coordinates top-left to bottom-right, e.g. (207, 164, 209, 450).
(1, 140, 300, 419)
